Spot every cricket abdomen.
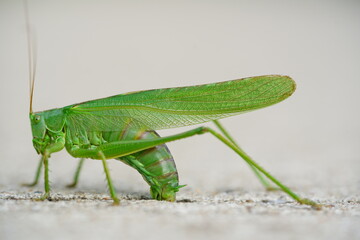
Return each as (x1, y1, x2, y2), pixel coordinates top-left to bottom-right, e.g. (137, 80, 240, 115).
(119, 131, 180, 201)
(102, 124, 181, 201)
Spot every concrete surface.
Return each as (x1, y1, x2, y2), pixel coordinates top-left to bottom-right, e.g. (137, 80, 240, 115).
(1, 1, 359, 240)
(1, 186, 359, 240)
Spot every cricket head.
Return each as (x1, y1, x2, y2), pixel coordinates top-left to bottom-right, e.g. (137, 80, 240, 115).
(29, 112, 48, 154)
(29, 109, 66, 154)
(29, 112, 46, 138)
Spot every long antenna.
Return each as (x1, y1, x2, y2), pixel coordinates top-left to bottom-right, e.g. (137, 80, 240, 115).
(24, 0, 37, 113)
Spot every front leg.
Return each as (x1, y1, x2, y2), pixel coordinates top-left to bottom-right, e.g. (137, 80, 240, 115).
(36, 132, 65, 201)
(39, 153, 50, 200)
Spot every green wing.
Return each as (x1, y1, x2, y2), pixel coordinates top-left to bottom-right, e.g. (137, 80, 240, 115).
(65, 75, 296, 133)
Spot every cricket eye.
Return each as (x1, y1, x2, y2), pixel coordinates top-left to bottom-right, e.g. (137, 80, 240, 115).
(34, 115, 41, 123)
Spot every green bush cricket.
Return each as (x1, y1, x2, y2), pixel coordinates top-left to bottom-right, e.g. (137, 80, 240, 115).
(24, 4, 319, 208)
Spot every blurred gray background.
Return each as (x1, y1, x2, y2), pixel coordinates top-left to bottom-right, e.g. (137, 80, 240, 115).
(0, 0, 359, 240)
